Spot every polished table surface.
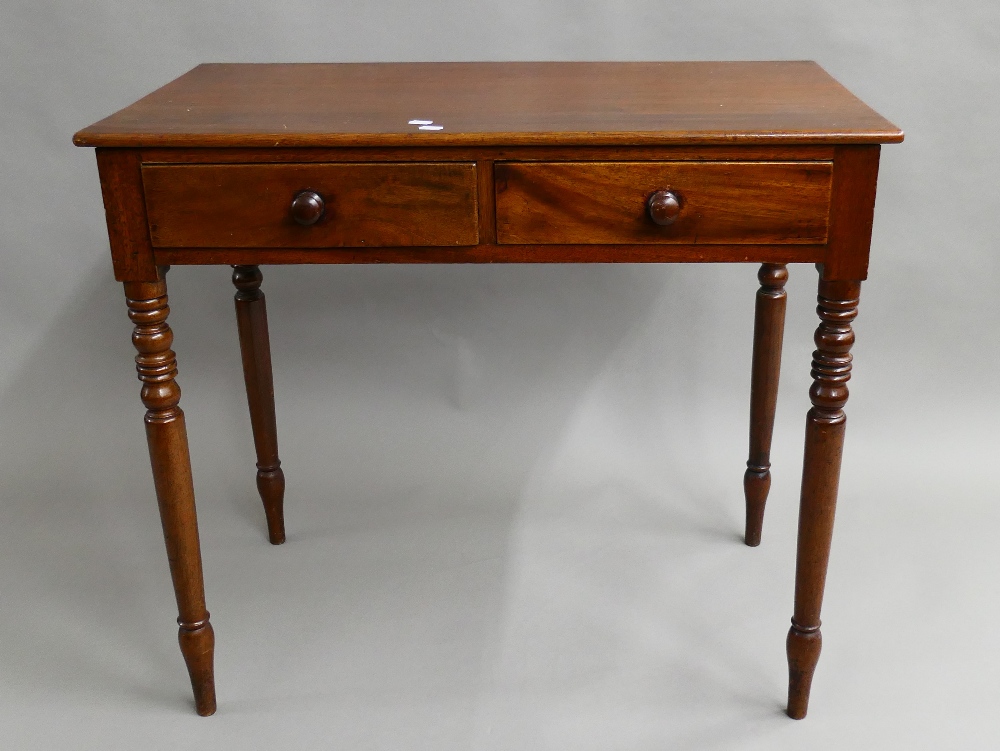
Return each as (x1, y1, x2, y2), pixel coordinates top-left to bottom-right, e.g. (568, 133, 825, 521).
(74, 61, 901, 148)
(74, 61, 902, 718)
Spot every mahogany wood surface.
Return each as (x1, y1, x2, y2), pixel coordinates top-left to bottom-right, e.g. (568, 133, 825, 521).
(289, 190, 325, 227)
(124, 268, 215, 716)
(647, 190, 682, 226)
(74, 62, 901, 720)
(138, 144, 839, 164)
(744, 263, 789, 547)
(97, 149, 157, 280)
(143, 162, 479, 248)
(786, 276, 861, 719)
(233, 266, 285, 545)
(152, 243, 827, 267)
(823, 145, 882, 281)
(73, 62, 902, 148)
(495, 161, 832, 245)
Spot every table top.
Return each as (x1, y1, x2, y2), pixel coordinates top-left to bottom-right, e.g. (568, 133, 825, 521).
(73, 61, 902, 149)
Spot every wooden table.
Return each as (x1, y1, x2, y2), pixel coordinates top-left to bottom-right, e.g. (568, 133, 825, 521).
(74, 61, 902, 719)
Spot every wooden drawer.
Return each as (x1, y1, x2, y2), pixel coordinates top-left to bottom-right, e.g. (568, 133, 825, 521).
(495, 161, 832, 245)
(142, 163, 479, 247)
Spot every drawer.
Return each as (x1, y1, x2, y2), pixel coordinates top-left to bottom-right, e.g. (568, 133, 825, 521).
(142, 163, 479, 247)
(495, 161, 832, 245)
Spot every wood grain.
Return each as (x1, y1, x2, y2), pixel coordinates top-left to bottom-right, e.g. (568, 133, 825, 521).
(496, 161, 832, 245)
(138, 144, 838, 164)
(73, 61, 902, 719)
(143, 163, 478, 248)
(96, 149, 157, 280)
(73, 62, 903, 148)
(786, 277, 861, 719)
(124, 269, 216, 716)
(822, 145, 882, 281)
(232, 266, 285, 545)
(744, 263, 788, 546)
(153, 243, 827, 267)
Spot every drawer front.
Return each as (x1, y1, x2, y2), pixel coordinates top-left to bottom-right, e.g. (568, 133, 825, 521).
(143, 163, 479, 248)
(495, 161, 832, 245)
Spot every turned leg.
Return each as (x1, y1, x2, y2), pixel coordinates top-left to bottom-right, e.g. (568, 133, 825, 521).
(744, 263, 788, 546)
(125, 268, 216, 716)
(785, 277, 860, 719)
(232, 265, 285, 544)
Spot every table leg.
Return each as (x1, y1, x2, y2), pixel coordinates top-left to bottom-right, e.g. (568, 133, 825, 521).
(744, 263, 788, 546)
(125, 268, 216, 716)
(785, 276, 861, 719)
(232, 265, 285, 545)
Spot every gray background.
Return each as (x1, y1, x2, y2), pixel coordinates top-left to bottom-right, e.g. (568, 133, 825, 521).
(2, 1, 998, 749)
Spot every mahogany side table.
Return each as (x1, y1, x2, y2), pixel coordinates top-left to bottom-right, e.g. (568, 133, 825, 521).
(73, 61, 902, 718)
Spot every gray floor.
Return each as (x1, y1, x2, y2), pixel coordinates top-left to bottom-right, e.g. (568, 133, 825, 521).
(2, 264, 997, 750)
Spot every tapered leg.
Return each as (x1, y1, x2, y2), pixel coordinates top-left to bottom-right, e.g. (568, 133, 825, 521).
(125, 268, 216, 716)
(232, 265, 286, 545)
(744, 263, 788, 546)
(786, 277, 861, 719)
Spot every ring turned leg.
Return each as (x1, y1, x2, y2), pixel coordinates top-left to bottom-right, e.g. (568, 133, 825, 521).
(786, 277, 860, 719)
(744, 263, 788, 546)
(232, 265, 286, 545)
(125, 269, 216, 716)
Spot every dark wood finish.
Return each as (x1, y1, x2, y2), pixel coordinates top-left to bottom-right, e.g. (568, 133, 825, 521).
(233, 266, 285, 545)
(786, 277, 861, 719)
(494, 162, 832, 245)
(124, 268, 215, 716)
(647, 190, 681, 226)
(139, 144, 839, 164)
(143, 163, 479, 248)
(96, 149, 157, 281)
(290, 190, 325, 227)
(744, 263, 789, 546)
(74, 62, 902, 719)
(823, 146, 882, 281)
(73, 62, 902, 148)
(476, 158, 497, 244)
(154, 243, 827, 267)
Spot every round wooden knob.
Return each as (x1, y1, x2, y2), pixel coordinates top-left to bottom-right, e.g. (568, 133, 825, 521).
(291, 190, 325, 226)
(647, 190, 681, 226)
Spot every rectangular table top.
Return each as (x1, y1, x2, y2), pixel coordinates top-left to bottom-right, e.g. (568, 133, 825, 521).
(73, 61, 902, 149)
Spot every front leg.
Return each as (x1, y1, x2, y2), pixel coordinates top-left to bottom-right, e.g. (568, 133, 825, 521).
(785, 277, 860, 719)
(125, 268, 216, 716)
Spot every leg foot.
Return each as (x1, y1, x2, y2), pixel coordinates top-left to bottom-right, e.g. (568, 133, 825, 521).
(179, 620, 217, 716)
(786, 623, 822, 719)
(743, 467, 770, 547)
(257, 466, 286, 545)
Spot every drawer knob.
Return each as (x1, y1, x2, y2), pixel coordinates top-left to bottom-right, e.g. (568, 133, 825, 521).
(647, 190, 681, 226)
(291, 190, 325, 226)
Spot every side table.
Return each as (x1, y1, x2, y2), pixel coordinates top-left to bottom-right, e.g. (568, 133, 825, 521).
(73, 61, 902, 718)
